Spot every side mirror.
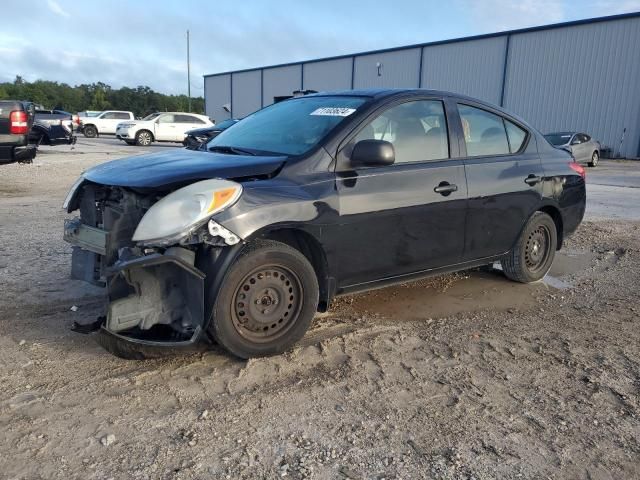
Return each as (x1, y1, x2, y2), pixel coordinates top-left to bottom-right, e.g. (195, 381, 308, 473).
(350, 139, 395, 168)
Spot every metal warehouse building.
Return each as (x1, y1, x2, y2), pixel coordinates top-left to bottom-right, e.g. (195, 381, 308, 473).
(204, 12, 640, 158)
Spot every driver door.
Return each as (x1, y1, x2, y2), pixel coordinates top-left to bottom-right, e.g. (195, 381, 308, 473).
(154, 114, 179, 141)
(332, 98, 468, 288)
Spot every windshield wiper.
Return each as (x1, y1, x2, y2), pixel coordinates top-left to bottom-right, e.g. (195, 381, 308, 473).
(208, 145, 256, 156)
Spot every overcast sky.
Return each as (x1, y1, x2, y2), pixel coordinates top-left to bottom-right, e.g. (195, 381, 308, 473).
(1, 0, 639, 95)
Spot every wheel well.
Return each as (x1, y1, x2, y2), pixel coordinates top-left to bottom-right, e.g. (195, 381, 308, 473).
(538, 206, 563, 249)
(137, 129, 154, 141)
(257, 228, 332, 312)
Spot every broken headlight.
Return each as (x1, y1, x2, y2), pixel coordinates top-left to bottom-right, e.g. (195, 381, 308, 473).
(132, 179, 242, 246)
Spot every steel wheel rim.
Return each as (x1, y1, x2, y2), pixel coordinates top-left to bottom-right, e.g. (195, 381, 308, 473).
(231, 264, 303, 343)
(524, 225, 551, 273)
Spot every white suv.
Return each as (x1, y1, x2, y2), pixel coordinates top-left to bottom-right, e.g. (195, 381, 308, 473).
(115, 112, 213, 146)
(80, 111, 134, 137)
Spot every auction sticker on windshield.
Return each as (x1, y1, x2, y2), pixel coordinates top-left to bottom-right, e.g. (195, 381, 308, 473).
(310, 107, 357, 117)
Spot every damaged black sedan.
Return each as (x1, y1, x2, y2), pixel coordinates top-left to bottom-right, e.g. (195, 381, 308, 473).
(63, 89, 586, 359)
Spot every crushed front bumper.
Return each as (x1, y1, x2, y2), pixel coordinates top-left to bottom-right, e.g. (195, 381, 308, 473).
(104, 249, 206, 346)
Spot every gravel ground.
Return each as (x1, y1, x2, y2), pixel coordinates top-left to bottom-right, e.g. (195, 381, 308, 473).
(0, 143, 639, 479)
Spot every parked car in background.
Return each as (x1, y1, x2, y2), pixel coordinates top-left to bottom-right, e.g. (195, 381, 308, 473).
(115, 112, 212, 146)
(30, 108, 76, 146)
(79, 110, 134, 137)
(183, 118, 239, 149)
(0, 100, 37, 164)
(63, 89, 586, 360)
(77, 110, 101, 118)
(544, 132, 601, 167)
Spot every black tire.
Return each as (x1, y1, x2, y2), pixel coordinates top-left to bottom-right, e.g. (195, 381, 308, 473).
(135, 130, 153, 146)
(209, 240, 319, 359)
(83, 125, 97, 138)
(125, 140, 136, 146)
(589, 151, 599, 167)
(501, 212, 557, 283)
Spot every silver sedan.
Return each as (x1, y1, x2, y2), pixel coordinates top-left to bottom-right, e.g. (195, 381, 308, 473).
(544, 132, 601, 167)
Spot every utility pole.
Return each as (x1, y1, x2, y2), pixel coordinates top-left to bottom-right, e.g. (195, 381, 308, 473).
(187, 29, 191, 112)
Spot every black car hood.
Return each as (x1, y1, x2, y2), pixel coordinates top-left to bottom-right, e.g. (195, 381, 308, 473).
(185, 126, 220, 136)
(83, 149, 286, 189)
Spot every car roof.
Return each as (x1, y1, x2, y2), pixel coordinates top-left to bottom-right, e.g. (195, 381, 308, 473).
(545, 131, 576, 136)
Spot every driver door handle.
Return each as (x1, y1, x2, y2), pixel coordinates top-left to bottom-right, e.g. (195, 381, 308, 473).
(524, 175, 542, 186)
(434, 181, 458, 196)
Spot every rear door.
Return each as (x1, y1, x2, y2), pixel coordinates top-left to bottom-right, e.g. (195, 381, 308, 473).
(333, 97, 468, 288)
(175, 114, 208, 140)
(455, 102, 544, 260)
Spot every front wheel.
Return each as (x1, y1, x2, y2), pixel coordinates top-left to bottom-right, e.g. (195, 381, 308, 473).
(501, 212, 557, 283)
(83, 125, 97, 138)
(589, 151, 599, 167)
(135, 130, 153, 146)
(209, 240, 319, 359)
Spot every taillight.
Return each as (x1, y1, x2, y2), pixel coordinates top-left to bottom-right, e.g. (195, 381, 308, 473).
(9, 110, 29, 135)
(569, 161, 586, 180)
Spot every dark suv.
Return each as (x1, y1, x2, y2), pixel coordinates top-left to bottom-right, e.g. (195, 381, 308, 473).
(63, 89, 586, 359)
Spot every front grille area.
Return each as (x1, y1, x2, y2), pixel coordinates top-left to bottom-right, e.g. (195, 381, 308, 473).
(71, 183, 153, 284)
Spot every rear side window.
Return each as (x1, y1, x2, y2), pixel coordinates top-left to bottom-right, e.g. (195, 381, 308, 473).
(458, 104, 509, 156)
(175, 114, 205, 124)
(505, 120, 527, 153)
(114, 112, 131, 119)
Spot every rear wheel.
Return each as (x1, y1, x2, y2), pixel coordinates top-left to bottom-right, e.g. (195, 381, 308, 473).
(589, 151, 599, 167)
(501, 212, 557, 283)
(135, 130, 153, 146)
(209, 240, 319, 359)
(83, 125, 97, 138)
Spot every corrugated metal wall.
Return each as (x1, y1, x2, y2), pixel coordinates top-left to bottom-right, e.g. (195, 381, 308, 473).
(204, 74, 231, 121)
(421, 36, 507, 105)
(303, 57, 353, 92)
(232, 70, 261, 118)
(204, 15, 640, 156)
(504, 16, 640, 157)
(353, 48, 421, 88)
(262, 65, 302, 106)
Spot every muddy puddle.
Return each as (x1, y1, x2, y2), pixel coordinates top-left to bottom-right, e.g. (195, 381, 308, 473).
(335, 249, 595, 322)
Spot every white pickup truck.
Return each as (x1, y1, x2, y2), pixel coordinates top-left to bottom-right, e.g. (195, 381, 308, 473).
(115, 112, 213, 146)
(80, 110, 135, 137)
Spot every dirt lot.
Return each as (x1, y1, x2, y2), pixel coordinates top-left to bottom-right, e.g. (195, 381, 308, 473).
(1, 140, 639, 479)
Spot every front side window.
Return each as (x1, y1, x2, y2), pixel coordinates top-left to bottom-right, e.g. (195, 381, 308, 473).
(352, 100, 449, 163)
(208, 95, 367, 155)
(458, 104, 510, 156)
(101, 112, 117, 119)
(158, 114, 175, 123)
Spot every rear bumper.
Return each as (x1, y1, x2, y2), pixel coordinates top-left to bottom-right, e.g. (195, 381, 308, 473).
(0, 144, 37, 165)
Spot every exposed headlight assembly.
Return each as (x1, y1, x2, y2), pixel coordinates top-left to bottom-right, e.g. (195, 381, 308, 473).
(62, 175, 86, 212)
(132, 179, 242, 246)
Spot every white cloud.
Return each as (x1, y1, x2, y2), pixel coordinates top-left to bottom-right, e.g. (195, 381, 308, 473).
(46, 0, 70, 18)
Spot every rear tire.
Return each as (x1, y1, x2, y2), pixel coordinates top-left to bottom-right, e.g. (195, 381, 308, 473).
(209, 240, 319, 359)
(501, 212, 557, 283)
(135, 130, 153, 146)
(589, 151, 599, 167)
(83, 125, 97, 138)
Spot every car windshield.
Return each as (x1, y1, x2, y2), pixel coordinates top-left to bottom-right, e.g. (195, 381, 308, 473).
(142, 113, 161, 121)
(207, 96, 367, 155)
(214, 119, 238, 130)
(545, 133, 573, 146)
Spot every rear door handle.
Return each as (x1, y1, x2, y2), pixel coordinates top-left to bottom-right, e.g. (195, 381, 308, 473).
(524, 175, 542, 186)
(434, 181, 458, 196)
